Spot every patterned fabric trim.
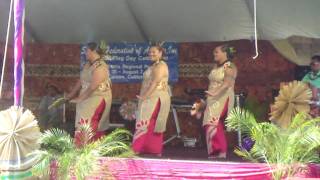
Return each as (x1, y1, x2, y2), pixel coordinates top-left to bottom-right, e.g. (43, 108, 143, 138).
(25, 64, 80, 77)
(24, 63, 213, 78)
(179, 63, 213, 78)
(206, 125, 217, 155)
(132, 120, 149, 142)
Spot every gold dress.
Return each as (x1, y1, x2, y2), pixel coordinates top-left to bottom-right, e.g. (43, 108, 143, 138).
(203, 61, 236, 155)
(75, 60, 112, 132)
(133, 61, 171, 144)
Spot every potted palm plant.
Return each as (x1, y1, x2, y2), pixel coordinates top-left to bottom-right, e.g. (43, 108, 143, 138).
(226, 108, 320, 180)
(30, 120, 133, 179)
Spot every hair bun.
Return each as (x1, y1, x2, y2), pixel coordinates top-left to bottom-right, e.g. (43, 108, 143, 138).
(220, 44, 236, 60)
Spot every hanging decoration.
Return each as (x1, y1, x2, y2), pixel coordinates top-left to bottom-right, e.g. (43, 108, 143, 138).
(252, 0, 259, 59)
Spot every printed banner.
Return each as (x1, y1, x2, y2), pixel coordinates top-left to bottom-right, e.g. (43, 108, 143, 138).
(81, 42, 179, 83)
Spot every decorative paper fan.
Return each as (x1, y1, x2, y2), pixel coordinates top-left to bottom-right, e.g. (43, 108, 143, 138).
(119, 101, 137, 121)
(0, 106, 41, 170)
(48, 97, 67, 110)
(270, 81, 312, 129)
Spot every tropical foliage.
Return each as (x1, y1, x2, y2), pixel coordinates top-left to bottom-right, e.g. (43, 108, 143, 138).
(226, 107, 320, 179)
(30, 120, 133, 179)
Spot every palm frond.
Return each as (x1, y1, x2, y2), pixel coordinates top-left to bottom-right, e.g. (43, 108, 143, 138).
(48, 97, 67, 110)
(299, 151, 320, 164)
(29, 150, 53, 177)
(234, 148, 260, 163)
(99, 141, 133, 157)
(296, 129, 320, 162)
(100, 128, 132, 144)
(86, 129, 133, 158)
(226, 107, 258, 136)
(287, 113, 309, 130)
(73, 148, 99, 180)
(227, 109, 320, 179)
(56, 151, 78, 179)
(248, 143, 269, 162)
(116, 150, 136, 158)
(39, 128, 74, 154)
(286, 117, 320, 164)
(30, 126, 133, 179)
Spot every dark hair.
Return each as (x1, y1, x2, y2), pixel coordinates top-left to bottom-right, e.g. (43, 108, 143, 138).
(311, 54, 320, 62)
(219, 44, 236, 60)
(150, 45, 166, 59)
(87, 42, 98, 51)
(86, 42, 104, 55)
(45, 83, 60, 93)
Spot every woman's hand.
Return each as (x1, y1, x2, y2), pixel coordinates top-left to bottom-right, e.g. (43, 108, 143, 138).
(65, 93, 72, 101)
(136, 95, 147, 101)
(69, 97, 81, 104)
(212, 119, 219, 127)
(209, 118, 219, 127)
(205, 90, 216, 97)
(190, 107, 202, 120)
(65, 80, 81, 100)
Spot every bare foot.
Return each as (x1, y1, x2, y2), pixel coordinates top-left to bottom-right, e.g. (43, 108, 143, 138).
(217, 152, 226, 158)
(208, 152, 226, 159)
(156, 153, 162, 157)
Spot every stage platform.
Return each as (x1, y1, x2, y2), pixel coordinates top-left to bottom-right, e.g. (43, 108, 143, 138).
(80, 147, 320, 180)
(0, 147, 319, 179)
(84, 158, 320, 180)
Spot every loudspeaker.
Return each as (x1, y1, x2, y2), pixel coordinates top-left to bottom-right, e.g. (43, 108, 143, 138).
(294, 65, 310, 81)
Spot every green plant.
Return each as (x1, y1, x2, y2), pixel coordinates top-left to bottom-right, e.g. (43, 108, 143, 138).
(30, 121, 133, 180)
(226, 108, 320, 180)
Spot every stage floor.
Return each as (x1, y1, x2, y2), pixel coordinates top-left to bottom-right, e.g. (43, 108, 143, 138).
(142, 146, 244, 162)
(95, 157, 272, 180)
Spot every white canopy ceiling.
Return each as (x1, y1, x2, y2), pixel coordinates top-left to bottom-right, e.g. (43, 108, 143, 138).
(0, 0, 319, 43)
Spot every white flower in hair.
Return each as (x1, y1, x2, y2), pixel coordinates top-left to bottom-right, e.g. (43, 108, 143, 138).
(223, 61, 231, 69)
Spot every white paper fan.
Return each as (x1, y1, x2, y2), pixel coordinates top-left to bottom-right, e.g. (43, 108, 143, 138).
(270, 81, 312, 129)
(0, 106, 41, 170)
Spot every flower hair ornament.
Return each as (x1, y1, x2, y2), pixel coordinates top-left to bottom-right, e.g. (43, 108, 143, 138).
(98, 40, 111, 60)
(226, 46, 236, 60)
(223, 61, 232, 69)
(227, 47, 236, 54)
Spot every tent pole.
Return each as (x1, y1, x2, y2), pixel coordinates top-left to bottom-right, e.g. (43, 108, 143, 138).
(0, 0, 14, 98)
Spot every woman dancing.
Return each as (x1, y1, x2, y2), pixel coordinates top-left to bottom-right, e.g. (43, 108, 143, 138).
(67, 42, 112, 140)
(132, 45, 171, 156)
(203, 44, 237, 158)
